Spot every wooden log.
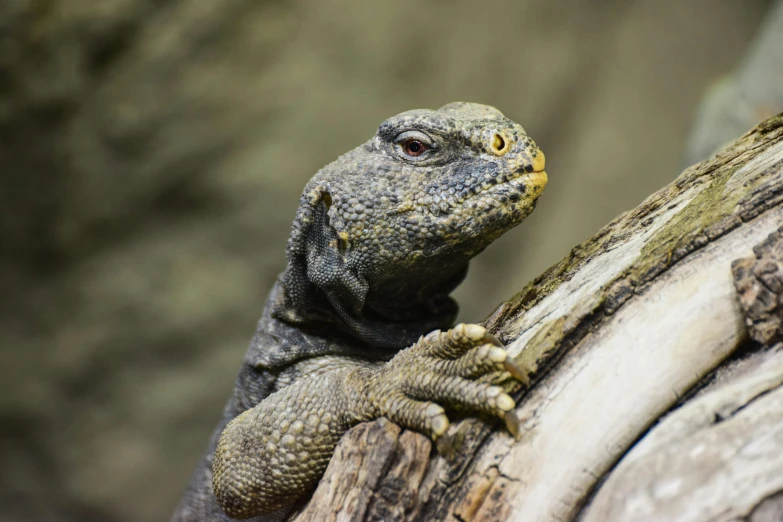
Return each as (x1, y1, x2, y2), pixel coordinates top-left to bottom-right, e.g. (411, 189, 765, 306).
(290, 114, 783, 522)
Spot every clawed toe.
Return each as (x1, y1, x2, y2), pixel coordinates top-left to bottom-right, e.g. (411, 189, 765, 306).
(481, 331, 503, 347)
(426, 403, 450, 438)
(429, 336, 531, 388)
(462, 323, 487, 341)
(378, 323, 532, 442)
(504, 410, 521, 439)
(502, 357, 530, 386)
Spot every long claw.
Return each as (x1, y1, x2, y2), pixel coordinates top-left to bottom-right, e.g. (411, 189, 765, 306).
(503, 358, 530, 387)
(504, 410, 521, 440)
(482, 332, 504, 347)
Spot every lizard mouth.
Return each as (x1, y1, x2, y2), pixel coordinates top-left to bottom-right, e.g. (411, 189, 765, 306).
(460, 149, 547, 204)
(508, 169, 547, 199)
(494, 149, 547, 198)
(460, 168, 548, 205)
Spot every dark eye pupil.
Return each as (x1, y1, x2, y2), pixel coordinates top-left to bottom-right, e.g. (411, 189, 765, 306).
(400, 138, 429, 158)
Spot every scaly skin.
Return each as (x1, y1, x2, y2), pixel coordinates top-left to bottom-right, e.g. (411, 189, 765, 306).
(172, 102, 547, 521)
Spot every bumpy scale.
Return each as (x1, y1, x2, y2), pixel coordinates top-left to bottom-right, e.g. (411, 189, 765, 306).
(172, 102, 548, 521)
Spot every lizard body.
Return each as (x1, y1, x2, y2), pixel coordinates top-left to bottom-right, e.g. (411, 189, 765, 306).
(172, 102, 547, 521)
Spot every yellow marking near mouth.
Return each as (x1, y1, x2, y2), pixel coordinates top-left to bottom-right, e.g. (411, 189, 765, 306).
(523, 170, 548, 197)
(533, 150, 546, 172)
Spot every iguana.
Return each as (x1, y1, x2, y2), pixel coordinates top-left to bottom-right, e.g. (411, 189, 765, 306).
(172, 102, 547, 521)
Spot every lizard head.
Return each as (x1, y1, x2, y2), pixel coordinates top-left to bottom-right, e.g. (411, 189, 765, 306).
(279, 102, 547, 348)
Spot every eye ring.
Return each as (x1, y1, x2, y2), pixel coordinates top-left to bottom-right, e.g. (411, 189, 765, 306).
(393, 130, 436, 161)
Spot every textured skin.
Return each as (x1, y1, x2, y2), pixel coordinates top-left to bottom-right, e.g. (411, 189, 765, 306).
(172, 102, 547, 521)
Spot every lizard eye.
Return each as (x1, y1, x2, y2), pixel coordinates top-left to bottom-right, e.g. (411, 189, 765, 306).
(403, 139, 428, 157)
(394, 131, 436, 161)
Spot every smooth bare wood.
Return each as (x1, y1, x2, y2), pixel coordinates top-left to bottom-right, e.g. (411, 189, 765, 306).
(580, 346, 783, 522)
(292, 115, 783, 522)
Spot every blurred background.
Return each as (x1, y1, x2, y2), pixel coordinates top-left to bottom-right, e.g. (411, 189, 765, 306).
(0, 1, 780, 520)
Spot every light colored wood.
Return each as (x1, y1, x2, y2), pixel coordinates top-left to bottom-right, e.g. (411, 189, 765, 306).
(505, 205, 782, 522)
(581, 347, 783, 522)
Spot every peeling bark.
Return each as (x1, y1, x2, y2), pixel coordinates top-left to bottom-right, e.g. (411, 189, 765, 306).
(732, 228, 783, 346)
(290, 114, 783, 522)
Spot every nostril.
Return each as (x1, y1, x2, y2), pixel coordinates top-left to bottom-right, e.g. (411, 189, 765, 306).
(490, 133, 509, 155)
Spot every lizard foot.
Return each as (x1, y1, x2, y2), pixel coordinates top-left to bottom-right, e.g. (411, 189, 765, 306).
(365, 323, 530, 448)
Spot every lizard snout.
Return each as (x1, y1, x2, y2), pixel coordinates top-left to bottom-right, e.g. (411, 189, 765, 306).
(512, 149, 546, 175)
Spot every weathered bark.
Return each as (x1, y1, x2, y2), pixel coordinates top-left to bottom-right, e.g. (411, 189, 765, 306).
(580, 229, 783, 522)
(290, 114, 783, 522)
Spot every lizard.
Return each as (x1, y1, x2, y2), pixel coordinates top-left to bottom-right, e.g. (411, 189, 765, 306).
(172, 102, 548, 521)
